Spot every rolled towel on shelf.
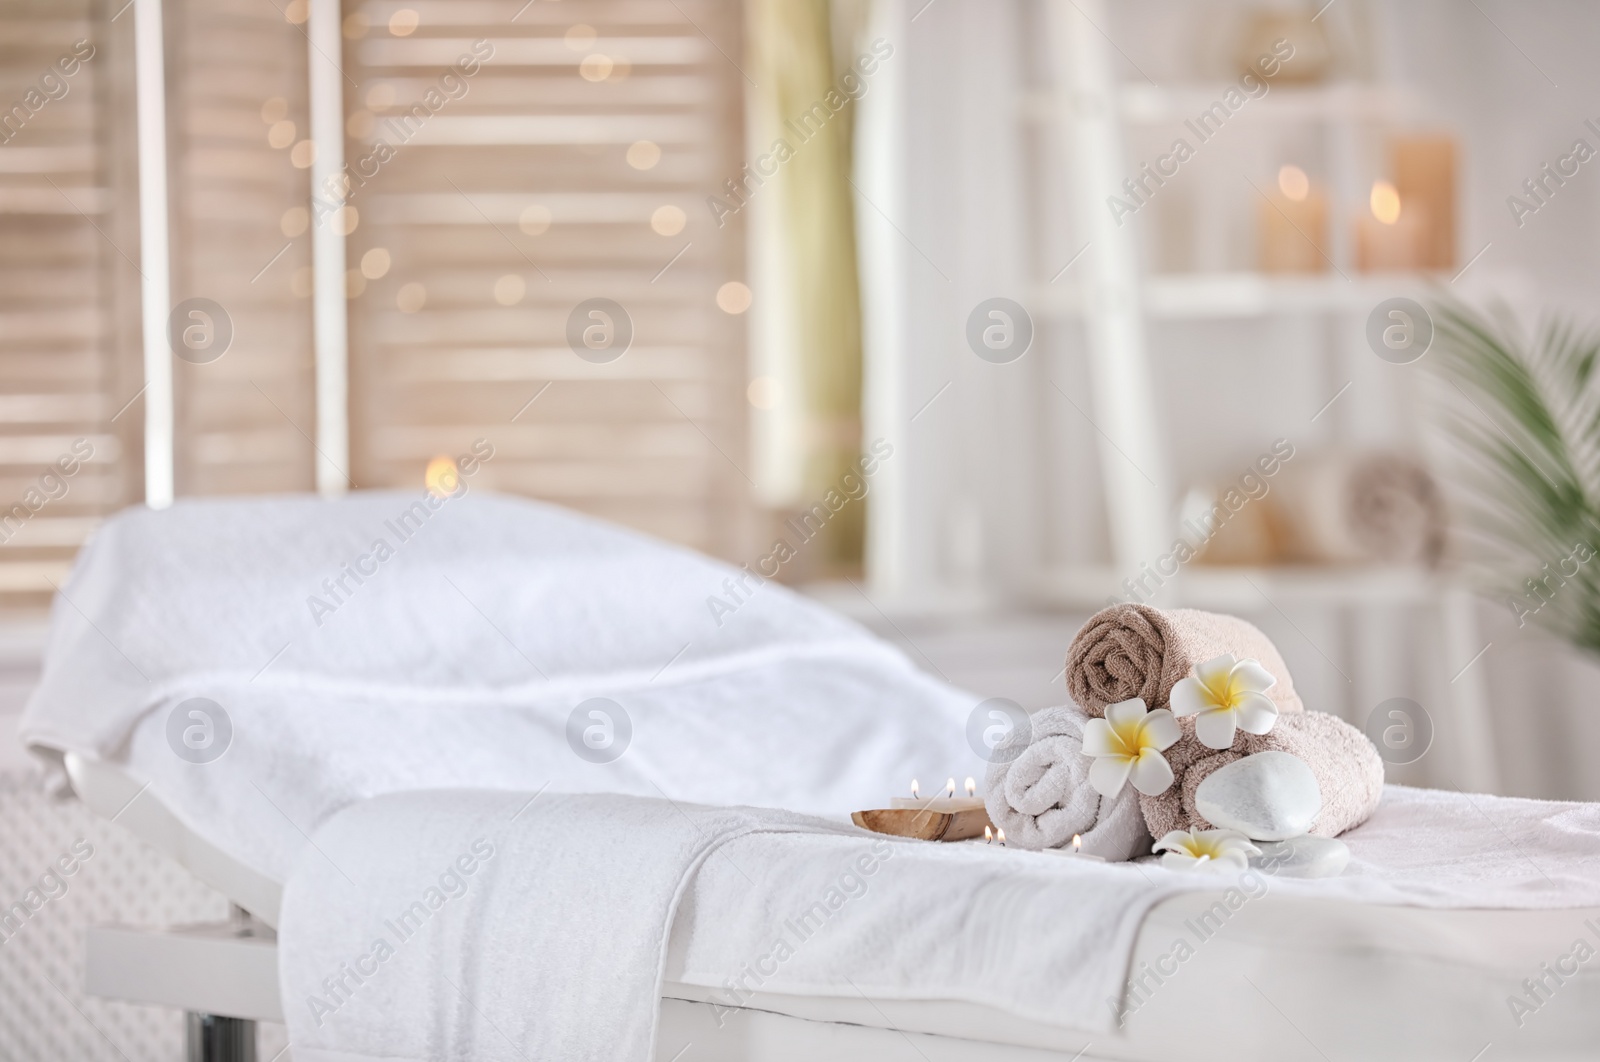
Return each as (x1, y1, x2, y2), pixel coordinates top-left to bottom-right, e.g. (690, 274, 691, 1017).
(1065, 603, 1304, 719)
(1139, 709, 1385, 841)
(1266, 450, 1445, 566)
(984, 705, 1152, 860)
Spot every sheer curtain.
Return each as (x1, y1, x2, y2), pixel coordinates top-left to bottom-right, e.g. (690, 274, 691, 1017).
(747, 0, 866, 574)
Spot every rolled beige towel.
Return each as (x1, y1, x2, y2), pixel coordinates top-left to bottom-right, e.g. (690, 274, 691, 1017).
(983, 705, 1152, 860)
(1268, 450, 1444, 566)
(1139, 710, 1384, 840)
(1065, 603, 1304, 719)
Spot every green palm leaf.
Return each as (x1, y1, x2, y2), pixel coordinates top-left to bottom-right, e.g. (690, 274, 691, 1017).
(1429, 301, 1600, 653)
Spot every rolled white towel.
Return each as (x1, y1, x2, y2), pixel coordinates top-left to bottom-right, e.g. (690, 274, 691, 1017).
(1269, 450, 1444, 566)
(984, 705, 1152, 860)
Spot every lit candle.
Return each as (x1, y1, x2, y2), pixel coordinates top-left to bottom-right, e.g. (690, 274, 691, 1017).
(1392, 136, 1456, 270)
(1258, 163, 1329, 273)
(890, 775, 986, 813)
(996, 828, 1007, 847)
(984, 825, 994, 844)
(1355, 179, 1425, 272)
(1045, 832, 1106, 862)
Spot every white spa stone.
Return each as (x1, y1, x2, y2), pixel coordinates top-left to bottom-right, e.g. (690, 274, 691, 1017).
(1251, 835, 1351, 879)
(1194, 750, 1322, 841)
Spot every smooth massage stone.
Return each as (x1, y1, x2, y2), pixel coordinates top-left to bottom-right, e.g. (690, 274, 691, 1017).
(1194, 751, 1322, 841)
(1250, 835, 1351, 879)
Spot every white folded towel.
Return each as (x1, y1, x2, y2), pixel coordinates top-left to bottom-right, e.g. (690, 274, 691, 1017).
(277, 786, 1600, 1059)
(277, 790, 1191, 1058)
(19, 492, 979, 883)
(280, 792, 862, 1062)
(984, 705, 1151, 860)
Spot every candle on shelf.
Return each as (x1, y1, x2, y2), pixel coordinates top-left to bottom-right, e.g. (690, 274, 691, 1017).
(1392, 135, 1456, 270)
(890, 776, 986, 813)
(1258, 164, 1329, 273)
(1355, 179, 1425, 272)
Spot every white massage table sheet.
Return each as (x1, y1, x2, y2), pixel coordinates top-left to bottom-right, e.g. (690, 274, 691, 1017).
(669, 878, 1600, 1061)
(80, 764, 1600, 1061)
(664, 787, 1600, 1060)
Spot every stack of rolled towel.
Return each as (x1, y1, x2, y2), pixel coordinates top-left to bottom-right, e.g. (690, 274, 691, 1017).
(985, 602, 1384, 862)
(1198, 449, 1445, 567)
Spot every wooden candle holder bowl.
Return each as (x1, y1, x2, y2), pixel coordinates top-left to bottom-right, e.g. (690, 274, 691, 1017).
(850, 807, 993, 842)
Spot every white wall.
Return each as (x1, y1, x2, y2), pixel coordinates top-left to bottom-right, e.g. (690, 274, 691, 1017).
(860, 0, 1046, 603)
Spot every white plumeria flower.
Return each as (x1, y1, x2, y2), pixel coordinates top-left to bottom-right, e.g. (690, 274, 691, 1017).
(1170, 654, 1279, 750)
(1153, 827, 1261, 872)
(1080, 697, 1180, 798)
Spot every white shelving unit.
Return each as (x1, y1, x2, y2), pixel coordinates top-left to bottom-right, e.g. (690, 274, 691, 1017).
(1034, 0, 1499, 791)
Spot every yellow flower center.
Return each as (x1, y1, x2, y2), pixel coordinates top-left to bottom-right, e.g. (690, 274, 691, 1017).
(1109, 717, 1151, 756)
(1202, 670, 1245, 711)
(1181, 834, 1229, 860)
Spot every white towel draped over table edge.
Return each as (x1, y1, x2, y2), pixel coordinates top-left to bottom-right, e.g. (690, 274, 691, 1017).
(278, 784, 1600, 1062)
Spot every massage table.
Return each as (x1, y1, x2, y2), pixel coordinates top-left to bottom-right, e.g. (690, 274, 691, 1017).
(24, 493, 1600, 1060)
(69, 750, 1600, 1062)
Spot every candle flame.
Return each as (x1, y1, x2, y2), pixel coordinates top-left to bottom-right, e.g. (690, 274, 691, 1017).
(1073, 834, 1082, 852)
(997, 827, 1007, 846)
(1370, 180, 1402, 225)
(984, 825, 993, 843)
(945, 777, 956, 798)
(424, 455, 462, 499)
(1277, 164, 1310, 202)
(910, 778, 919, 799)
(965, 776, 976, 797)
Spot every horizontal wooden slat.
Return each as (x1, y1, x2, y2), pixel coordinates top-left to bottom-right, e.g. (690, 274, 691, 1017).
(401, 114, 712, 146)
(0, 473, 122, 506)
(0, 394, 109, 422)
(0, 185, 108, 214)
(359, 0, 722, 28)
(362, 74, 717, 107)
(0, 308, 104, 341)
(367, 191, 703, 224)
(0, 145, 96, 174)
(0, 561, 76, 594)
(379, 348, 712, 383)
(358, 37, 710, 68)
(0, 433, 120, 464)
(0, 516, 105, 548)
(188, 429, 311, 464)
(0, 351, 120, 382)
